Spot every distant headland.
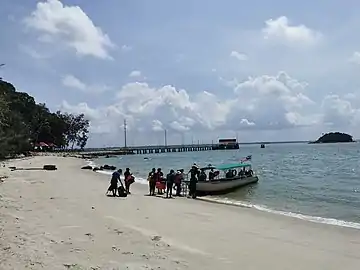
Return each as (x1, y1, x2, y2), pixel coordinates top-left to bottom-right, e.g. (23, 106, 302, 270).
(309, 132, 355, 144)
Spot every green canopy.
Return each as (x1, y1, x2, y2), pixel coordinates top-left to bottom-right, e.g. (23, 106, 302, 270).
(215, 163, 251, 171)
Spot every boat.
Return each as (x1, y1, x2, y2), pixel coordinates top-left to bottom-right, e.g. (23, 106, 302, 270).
(190, 163, 259, 195)
(260, 144, 265, 148)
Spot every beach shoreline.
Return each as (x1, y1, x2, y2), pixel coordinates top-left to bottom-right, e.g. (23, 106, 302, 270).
(88, 156, 360, 230)
(1, 155, 360, 269)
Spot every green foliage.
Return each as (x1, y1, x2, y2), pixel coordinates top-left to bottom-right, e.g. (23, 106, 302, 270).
(59, 112, 90, 149)
(0, 79, 90, 159)
(314, 132, 354, 143)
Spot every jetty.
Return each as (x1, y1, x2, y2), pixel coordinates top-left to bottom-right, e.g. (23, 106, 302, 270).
(81, 144, 214, 158)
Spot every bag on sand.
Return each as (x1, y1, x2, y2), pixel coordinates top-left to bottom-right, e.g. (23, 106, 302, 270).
(126, 175, 135, 185)
(118, 186, 128, 197)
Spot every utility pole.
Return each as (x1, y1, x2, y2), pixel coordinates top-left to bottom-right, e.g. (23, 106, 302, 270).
(164, 129, 167, 147)
(124, 119, 127, 148)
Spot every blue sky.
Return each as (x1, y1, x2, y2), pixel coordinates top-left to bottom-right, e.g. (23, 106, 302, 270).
(2, 0, 360, 147)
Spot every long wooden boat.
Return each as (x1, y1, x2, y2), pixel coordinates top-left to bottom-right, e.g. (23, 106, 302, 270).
(191, 163, 259, 195)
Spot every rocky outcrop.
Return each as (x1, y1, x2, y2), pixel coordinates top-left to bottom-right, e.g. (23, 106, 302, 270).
(81, 164, 116, 171)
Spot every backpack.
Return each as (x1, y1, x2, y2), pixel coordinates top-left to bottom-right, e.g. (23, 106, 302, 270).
(118, 186, 128, 197)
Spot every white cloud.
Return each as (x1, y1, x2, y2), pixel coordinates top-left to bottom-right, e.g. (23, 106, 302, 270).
(152, 120, 163, 131)
(129, 70, 142, 78)
(60, 72, 322, 140)
(170, 121, 190, 132)
(240, 119, 255, 127)
(24, 0, 114, 59)
(321, 95, 359, 126)
(63, 75, 86, 90)
(230, 51, 248, 61)
(62, 74, 109, 94)
(231, 71, 316, 128)
(349, 51, 360, 64)
(262, 16, 321, 46)
(59, 69, 360, 145)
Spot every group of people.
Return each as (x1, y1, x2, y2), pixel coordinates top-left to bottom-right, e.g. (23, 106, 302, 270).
(106, 168, 135, 197)
(147, 164, 201, 199)
(147, 168, 185, 198)
(106, 164, 203, 199)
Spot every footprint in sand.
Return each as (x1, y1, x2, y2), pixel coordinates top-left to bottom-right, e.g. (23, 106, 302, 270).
(122, 251, 134, 255)
(70, 248, 83, 253)
(151, 235, 162, 242)
(112, 246, 120, 251)
(114, 229, 123, 235)
(63, 263, 83, 269)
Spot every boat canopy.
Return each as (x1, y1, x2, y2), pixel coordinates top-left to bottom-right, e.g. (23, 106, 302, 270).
(200, 163, 251, 171)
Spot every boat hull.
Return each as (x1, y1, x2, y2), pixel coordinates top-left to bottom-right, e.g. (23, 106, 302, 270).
(196, 176, 258, 195)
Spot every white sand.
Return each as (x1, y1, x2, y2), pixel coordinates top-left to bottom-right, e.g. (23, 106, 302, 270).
(1, 156, 360, 270)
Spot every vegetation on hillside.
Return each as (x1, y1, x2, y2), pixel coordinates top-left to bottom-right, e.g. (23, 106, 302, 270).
(0, 79, 90, 159)
(311, 132, 354, 144)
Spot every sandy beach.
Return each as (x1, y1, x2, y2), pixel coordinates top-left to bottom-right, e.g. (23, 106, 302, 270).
(1, 156, 359, 269)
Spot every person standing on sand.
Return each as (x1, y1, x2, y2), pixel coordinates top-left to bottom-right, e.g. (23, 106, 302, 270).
(148, 168, 156, 196)
(174, 169, 184, 196)
(166, 169, 175, 198)
(188, 164, 199, 199)
(124, 168, 134, 194)
(107, 169, 123, 197)
(155, 168, 164, 195)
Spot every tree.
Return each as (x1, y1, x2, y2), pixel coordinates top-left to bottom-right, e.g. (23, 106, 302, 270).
(0, 91, 32, 158)
(59, 112, 90, 150)
(0, 79, 91, 158)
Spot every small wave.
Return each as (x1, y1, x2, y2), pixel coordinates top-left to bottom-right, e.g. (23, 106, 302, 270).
(198, 197, 360, 230)
(86, 159, 97, 168)
(96, 170, 113, 176)
(86, 160, 148, 184)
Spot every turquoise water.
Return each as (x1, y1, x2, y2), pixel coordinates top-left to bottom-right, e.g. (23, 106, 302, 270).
(95, 143, 360, 227)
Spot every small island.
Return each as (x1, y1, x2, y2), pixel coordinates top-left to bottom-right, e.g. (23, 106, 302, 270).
(310, 132, 355, 144)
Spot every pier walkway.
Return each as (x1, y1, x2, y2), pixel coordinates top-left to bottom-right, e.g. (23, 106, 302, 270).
(82, 144, 214, 157)
(131, 144, 213, 154)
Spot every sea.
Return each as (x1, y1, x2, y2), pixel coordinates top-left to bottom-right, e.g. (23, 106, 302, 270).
(91, 142, 360, 229)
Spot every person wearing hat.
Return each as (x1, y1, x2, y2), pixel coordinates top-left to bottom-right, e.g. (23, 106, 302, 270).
(165, 169, 176, 198)
(174, 169, 184, 196)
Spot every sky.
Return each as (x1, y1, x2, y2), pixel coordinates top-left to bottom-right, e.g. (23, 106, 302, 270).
(1, 0, 360, 147)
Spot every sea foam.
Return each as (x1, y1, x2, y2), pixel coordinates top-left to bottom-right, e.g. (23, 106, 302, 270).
(197, 196, 360, 230)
